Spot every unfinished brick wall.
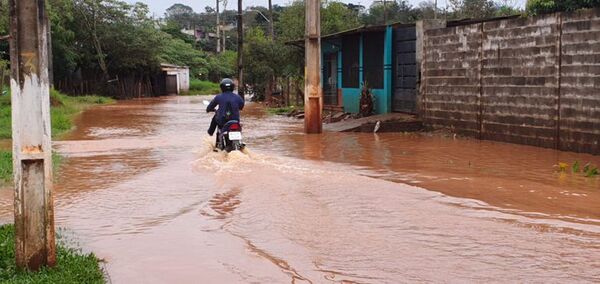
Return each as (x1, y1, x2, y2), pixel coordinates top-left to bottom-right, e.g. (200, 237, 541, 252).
(422, 9, 600, 155)
(559, 9, 600, 154)
(423, 24, 483, 138)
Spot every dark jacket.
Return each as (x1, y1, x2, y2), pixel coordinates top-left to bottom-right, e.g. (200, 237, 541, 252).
(206, 92, 245, 124)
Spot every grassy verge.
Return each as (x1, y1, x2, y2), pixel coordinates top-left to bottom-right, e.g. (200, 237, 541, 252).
(0, 151, 9, 186)
(0, 95, 11, 139)
(183, 79, 221, 96)
(0, 151, 63, 187)
(0, 90, 115, 140)
(0, 90, 112, 186)
(267, 106, 296, 115)
(0, 224, 105, 283)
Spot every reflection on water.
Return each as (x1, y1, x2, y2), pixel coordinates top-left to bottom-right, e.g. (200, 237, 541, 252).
(259, 132, 600, 223)
(0, 96, 598, 283)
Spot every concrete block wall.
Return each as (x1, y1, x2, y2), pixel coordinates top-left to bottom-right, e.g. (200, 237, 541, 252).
(422, 8, 600, 155)
(423, 24, 483, 138)
(559, 9, 600, 154)
(481, 15, 561, 149)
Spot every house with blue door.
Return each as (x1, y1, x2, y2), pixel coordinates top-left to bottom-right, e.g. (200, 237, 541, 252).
(319, 23, 419, 115)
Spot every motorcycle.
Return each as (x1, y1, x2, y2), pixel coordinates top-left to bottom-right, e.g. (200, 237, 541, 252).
(203, 100, 245, 152)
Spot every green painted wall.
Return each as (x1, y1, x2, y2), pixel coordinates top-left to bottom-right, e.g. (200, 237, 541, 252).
(328, 27, 394, 115)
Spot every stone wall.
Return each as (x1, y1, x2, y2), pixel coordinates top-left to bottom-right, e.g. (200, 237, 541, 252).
(422, 9, 600, 155)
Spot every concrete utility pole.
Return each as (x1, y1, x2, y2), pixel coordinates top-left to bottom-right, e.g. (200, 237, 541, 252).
(268, 0, 274, 40)
(237, 0, 244, 96)
(216, 0, 221, 53)
(383, 0, 388, 25)
(222, 0, 229, 51)
(304, 0, 322, 133)
(9, 0, 56, 271)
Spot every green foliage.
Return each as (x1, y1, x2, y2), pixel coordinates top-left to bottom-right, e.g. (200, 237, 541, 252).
(40, 0, 213, 95)
(277, 1, 362, 41)
(243, 28, 303, 98)
(362, 1, 421, 25)
(573, 160, 581, 173)
(0, 224, 105, 283)
(0, 90, 114, 140)
(158, 35, 208, 78)
(205, 50, 237, 81)
(0, 151, 10, 185)
(267, 106, 296, 115)
(49, 90, 115, 138)
(583, 162, 599, 177)
(449, 0, 499, 19)
(0, 94, 11, 140)
(558, 161, 599, 178)
(527, 0, 600, 15)
(0, 151, 63, 186)
(495, 4, 524, 16)
(185, 80, 221, 96)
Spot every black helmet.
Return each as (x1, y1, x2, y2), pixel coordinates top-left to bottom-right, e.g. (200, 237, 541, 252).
(220, 78, 235, 92)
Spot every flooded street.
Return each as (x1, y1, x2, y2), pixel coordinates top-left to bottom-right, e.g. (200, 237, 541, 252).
(1, 96, 599, 283)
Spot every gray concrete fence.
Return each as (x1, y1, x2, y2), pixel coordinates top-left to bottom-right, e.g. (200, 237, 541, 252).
(421, 8, 600, 155)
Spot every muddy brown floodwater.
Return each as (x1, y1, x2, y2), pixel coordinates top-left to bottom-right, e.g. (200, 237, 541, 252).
(0, 96, 599, 283)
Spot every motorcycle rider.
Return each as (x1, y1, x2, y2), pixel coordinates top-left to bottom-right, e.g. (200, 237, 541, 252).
(206, 78, 245, 136)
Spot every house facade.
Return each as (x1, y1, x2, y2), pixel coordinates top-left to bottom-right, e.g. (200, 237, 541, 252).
(320, 24, 419, 115)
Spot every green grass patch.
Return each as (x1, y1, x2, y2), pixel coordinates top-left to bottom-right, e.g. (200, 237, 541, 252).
(0, 224, 105, 283)
(0, 150, 10, 185)
(0, 90, 114, 140)
(0, 95, 11, 139)
(0, 151, 63, 187)
(183, 80, 221, 96)
(267, 106, 296, 115)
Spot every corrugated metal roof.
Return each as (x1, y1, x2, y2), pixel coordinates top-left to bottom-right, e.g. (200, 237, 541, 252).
(286, 21, 415, 46)
(285, 14, 524, 47)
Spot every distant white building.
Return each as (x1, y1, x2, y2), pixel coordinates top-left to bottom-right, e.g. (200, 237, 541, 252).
(160, 64, 189, 95)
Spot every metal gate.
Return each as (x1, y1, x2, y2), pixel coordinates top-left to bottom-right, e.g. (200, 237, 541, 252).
(393, 27, 417, 113)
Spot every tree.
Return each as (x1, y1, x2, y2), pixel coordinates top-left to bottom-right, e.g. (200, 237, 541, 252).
(276, 1, 361, 41)
(362, 1, 419, 25)
(449, 0, 498, 19)
(166, 4, 196, 29)
(527, 0, 600, 15)
(243, 28, 298, 99)
(414, 1, 442, 19)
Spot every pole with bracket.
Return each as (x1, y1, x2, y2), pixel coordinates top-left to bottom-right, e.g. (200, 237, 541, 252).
(9, 0, 56, 271)
(304, 0, 323, 133)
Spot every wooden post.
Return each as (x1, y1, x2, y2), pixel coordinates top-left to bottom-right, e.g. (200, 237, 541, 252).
(237, 0, 244, 97)
(304, 0, 322, 133)
(9, 0, 56, 271)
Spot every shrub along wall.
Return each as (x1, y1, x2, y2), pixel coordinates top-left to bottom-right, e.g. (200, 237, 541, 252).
(422, 8, 600, 155)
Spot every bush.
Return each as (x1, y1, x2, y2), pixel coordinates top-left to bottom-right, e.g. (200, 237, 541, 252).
(186, 80, 221, 96)
(527, 0, 600, 15)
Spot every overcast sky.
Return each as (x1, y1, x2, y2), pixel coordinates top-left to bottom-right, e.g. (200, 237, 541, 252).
(126, 0, 527, 17)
